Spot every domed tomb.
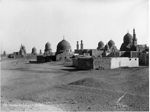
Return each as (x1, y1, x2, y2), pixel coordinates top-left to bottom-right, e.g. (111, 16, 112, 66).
(104, 44, 109, 51)
(45, 42, 52, 52)
(108, 40, 115, 48)
(97, 41, 104, 50)
(31, 47, 37, 55)
(19, 45, 26, 56)
(123, 33, 133, 44)
(120, 32, 137, 51)
(56, 39, 71, 54)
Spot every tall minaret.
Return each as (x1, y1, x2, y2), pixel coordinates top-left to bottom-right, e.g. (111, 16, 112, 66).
(133, 28, 137, 46)
(76, 41, 79, 50)
(81, 40, 83, 50)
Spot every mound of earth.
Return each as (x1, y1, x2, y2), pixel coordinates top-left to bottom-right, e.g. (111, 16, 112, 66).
(68, 78, 111, 89)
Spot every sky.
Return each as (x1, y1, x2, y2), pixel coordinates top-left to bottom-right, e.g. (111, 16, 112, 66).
(0, 0, 149, 54)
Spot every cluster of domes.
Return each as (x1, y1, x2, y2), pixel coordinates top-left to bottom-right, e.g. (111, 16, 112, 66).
(97, 40, 117, 52)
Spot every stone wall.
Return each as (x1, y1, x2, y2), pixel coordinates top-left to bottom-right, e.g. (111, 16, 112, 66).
(77, 57, 93, 70)
(130, 51, 149, 65)
(111, 57, 139, 69)
(91, 49, 103, 57)
(56, 52, 73, 61)
(72, 58, 78, 67)
(37, 55, 56, 62)
(93, 57, 111, 69)
(37, 55, 45, 62)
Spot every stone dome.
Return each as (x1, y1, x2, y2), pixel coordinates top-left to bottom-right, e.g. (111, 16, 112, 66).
(56, 39, 71, 53)
(45, 42, 51, 51)
(123, 33, 133, 44)
(98, 41, 104, 49)
(108, 40, 115, 48)
(105, 44, 109, 51)
(32, 47, 37, 54)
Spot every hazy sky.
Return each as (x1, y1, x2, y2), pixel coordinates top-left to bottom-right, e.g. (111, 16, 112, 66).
(0, 0, 149, 54)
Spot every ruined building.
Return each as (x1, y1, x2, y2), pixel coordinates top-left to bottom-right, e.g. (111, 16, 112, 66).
(8, 44, 27, 58)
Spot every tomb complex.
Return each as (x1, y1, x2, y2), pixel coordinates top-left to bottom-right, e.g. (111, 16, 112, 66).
(6, 28, 149, 67)
(55, 38, 73, 61)
(56, 39, 72, 54)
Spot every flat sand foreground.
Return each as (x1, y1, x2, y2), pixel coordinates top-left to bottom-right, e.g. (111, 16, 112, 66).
(1, 58, 149, 111)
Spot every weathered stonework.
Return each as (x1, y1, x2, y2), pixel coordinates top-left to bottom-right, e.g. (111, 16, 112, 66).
(74, 57, 139, 70)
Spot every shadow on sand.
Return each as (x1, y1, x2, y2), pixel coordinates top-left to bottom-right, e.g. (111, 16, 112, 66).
(26, 61, 45, 64)
(61, 65, 87, 72)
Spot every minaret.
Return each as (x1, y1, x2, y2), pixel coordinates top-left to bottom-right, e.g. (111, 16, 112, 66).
(133, 28, 137, 46)
(81, 40, 83, 50)
(76, 41, 79, 50)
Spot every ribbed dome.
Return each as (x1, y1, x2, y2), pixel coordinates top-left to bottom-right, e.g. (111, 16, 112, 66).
(98, 41, 104, 49)
(124, 33, 133, 43)
(108, 40, 115, 48)
(45, 42, 51, 51)
(57, 39, 71, 51)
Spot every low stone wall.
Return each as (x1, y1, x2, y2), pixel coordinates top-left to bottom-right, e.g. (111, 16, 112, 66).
(56, 52, 72, 61)
(93, 57, 111, 69)
(77, 57, 93, 70)
(73, 57, 139, 70)
(37, 55, 56, 62)
(111, 57, 139, 69)
(72, 58, 78, 67)
(37, 55, 45, 62)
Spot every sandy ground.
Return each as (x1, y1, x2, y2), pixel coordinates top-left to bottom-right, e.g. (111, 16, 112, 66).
(1, 58, 149, 111)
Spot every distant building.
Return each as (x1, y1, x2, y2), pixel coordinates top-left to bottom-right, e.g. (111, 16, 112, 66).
(73, 57, 139, 70)
(37, 38, 73, 62)
(8, 44, 27, 58)
(55, 38, 73, 61)
(44, 42, 52, 56)
(120, 29, 148, 52)
(31, 47, 37, 55)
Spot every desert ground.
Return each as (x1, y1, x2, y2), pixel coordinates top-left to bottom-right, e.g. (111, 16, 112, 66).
(1, 57, 149, 111)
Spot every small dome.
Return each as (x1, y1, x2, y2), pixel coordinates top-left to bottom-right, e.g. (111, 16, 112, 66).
(124, 33, 133, 43)
(105, 44, 109, 51)
(98, 41, 104, 49)
(45, 42, 51, 51)
(32, 47, 37, 54)
(108, 40, 115, 48)
(57, 39, 71, 52)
